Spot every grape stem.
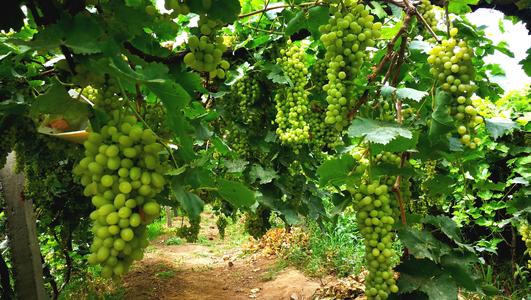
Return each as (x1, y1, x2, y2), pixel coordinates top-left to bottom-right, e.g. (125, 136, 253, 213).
(238, 1, 325, 19)
(382, 0, 440, 42)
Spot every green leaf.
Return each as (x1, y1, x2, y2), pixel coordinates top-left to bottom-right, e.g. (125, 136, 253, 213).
(448, 0, 479, 14)
(519, 48, 531, 76)
(217, 179, 256, 208)
(171, 184, 205, 219)
(371, 132, 419, 153)
(429, 90, 453, 147)
(188, 0, 241, 23)
(249, 164, 279, 184)
(224, 159, 248, 173)
(285, 6, 329, 39)
(397, 227, 451, 262)
(396, 87, 428, 102)
(485, 117, 518, 140)
(423, 215, 462, 243)
(397, 258, 458, 300)
(424, 174, 454, 197)
(30, 81, 90, 122)
(348, 118, 413, 145)
(441, 253, 478, 291)
(317, 155, 356, 186)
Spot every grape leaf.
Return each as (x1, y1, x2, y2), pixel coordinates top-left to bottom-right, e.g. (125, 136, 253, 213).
(448, 0, 479, 14)
(397, 258, 459, 300)
(428, 90, 453, 148)
(171, 183, 204, 220)
(249, 164, 279, 184)
(188, 0, 241, 23)
(396, 88, 428, 102)
(485, 117, 518, 140)
(397, 227, 451, 262)
(217, 179, 256, 208)
(224, 159, 248, 173)
(348, 118, 413, 144)
(317, 155, 356, 186)
(30, 81, 90, 122)
(519, 47, 531, 76)
(285, 6, 329, 39)
(423, 215, 463, 243)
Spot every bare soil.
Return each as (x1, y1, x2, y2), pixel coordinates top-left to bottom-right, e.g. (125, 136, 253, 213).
(121, 212, 324, 300)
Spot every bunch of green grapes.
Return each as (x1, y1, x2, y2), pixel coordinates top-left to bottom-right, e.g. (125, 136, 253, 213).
(72, 110, 167, 278)
(348, 149, 401, 299)
(519, 222, 531, 269)
(319, 0, 381, 138)
(143, 103, 172, 139)
(221, 122, 251, 157)
(427, 28, 483, 149)
(311, 59, 328, 87)
(273, 41, 310, 149)
(417, 0, 438, 28)
(184, 16, 230, 79)
(352, 179, 399, 299)
(81, 86, 123, 112)
(164, 0, 190, 16)
(223, 75, 261, 125)
(307, 100, 335, 151)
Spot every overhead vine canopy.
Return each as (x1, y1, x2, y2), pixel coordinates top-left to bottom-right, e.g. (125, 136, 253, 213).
(0, 0, 530, 299)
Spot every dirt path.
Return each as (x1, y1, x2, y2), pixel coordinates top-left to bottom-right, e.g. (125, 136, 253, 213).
(121, 212, 323, 300)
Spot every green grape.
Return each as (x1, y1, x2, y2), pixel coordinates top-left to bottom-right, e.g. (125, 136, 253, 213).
(165, 0, 190, 16)
(319, 0, 381, 145)
(311, 59, 328, 87)
(184, 15, 230, 79)
(143, 103, 172, 139)
(273, 40, 310, 150)
(519, 222, 531, 269)
(427, 28, 483, 149)
(418, 0, 438, 29)
(74, 107, 167, 278)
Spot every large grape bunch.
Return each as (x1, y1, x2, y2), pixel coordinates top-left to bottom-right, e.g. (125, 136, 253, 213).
(273, 41, 310, 149)
(184, 16, 230, 79)
(224, 75, 261, 125)
(348, 149, 400, 299)
(520, 222, 531, 269)
(417, 0, 438, 29)
(73, 111, 167, 278)
(319, 0, 381, 140)
(427, 28, 483, 149)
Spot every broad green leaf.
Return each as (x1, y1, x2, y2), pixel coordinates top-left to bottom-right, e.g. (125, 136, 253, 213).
(224, 159, 248, 173)
(371, 132, 419, 153)
(217, 179, 256, 208)
(448, 0, 479, 14)
(423, 215, 462, 243)
(285, 6, 329, 39)
(30, 82, 90, 123)
(396, 87, 428, 102)
(397, 258, 458, 300)
(441, 253, 479, 291)
(317, 155, 356, 186)
(485, 117, 518, 140)
(348, 118, 413, 144)
(188, 0, 241, 23)
(424, 174, 454, 197)
(171, 184, 204, 220)
(519, 47, 531, 76)
(397, 227, 451, 262)
(249, 164, 279, 184)
(429, 90, 453, 147)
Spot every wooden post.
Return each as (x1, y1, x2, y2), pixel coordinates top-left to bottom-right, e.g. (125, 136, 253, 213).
(165, 206, 172, 227)
(0, 152, 47, 300)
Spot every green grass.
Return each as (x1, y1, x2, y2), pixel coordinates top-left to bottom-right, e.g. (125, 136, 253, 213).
(261, 260, 288, 281)
(155, 270, 175, 279)
(58, 268, 125, 300)
(147, 217, 165, 240)
(165, 236, 184, 246)
(284, 214, 366, 277)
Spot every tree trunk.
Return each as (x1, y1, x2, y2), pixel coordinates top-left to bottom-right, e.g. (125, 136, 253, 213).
(165, 206, 172, 227)
(0, 251, 14, 300)
(0, 152, 47, 300)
